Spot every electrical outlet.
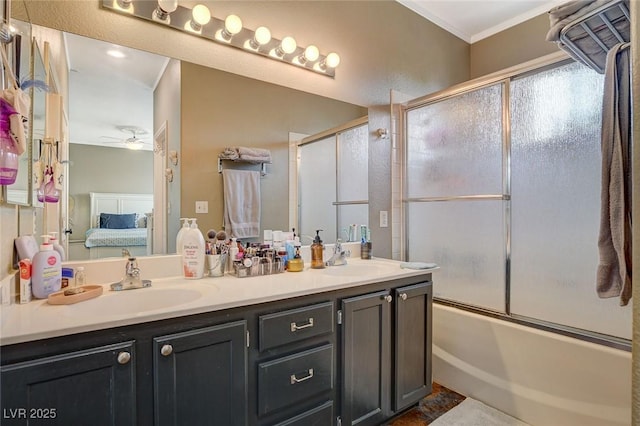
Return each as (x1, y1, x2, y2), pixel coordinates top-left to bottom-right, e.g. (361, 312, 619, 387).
(195, 201, 208, 214)
(380, 210, 388, 228)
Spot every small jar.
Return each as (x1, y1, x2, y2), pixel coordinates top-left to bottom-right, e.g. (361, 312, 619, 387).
(75, 267, 86, 288)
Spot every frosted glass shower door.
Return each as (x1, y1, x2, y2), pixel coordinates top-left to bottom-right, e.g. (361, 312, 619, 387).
(406, 83, 506, 312)
(299, 136, 336, 242)
(510, 62, 631, 339)
(337, 124, 368, 241)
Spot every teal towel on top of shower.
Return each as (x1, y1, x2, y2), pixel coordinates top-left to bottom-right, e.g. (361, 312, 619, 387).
(399, 262, 438, 270)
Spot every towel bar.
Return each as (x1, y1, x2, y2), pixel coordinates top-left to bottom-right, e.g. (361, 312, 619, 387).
(218, 157, 267, 177)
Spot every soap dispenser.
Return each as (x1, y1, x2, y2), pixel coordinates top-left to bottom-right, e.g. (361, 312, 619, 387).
(310, 229, 325, 269)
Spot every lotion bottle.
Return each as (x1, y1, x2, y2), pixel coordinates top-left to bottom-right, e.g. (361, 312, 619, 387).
(181, 219, 205, 279)
(49, 232, 66, 261)
(310, 229, 325, 269)
(31, 235, 62, 299)
(176, 218, 190, 254)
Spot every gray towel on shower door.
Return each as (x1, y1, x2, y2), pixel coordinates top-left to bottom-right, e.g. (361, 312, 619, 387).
(596, 42, 631, 306)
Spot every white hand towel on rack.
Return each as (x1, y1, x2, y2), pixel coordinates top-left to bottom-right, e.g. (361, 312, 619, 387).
(222, 169, 261, 239)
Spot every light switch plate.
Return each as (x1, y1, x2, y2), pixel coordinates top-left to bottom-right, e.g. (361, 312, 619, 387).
(380, 210, 388, 228)
(195, 201, 208, 214)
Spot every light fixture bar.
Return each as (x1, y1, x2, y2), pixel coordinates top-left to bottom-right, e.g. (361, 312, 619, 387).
(101, 0, 338, 78)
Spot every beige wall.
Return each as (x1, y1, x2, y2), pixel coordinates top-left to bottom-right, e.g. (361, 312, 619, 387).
(180, 62, 367, 239)
(68, 144, 153, 238)
(470, 14, 560, 79)
(154, 59, 181, 253)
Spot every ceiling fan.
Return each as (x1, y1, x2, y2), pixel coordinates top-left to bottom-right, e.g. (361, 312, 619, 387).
(100, 126, 152, 150)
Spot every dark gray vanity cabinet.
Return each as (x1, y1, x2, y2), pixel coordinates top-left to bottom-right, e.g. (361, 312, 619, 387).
(340, 281, 432, 426)
(153, 320, 248, 426)
(341, 290, 391, 426)
(255, 301, 336, 426)
(0, 274, 432, 426)
(0, 341, 136, 426)
(394, 282, 432, 411)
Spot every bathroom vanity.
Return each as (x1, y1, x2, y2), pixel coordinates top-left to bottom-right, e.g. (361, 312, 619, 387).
(0, 259, 434, 426)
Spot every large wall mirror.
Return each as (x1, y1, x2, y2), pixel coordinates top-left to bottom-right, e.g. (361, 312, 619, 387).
(25, 23, 367, 261)
(4, 18, 34, 206)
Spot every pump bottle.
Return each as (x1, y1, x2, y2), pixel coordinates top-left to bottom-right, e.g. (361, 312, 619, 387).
(49, 231, 66, 261)
(310, 229, 325, 269)
(181, 219, 205, 279)
(31, 235, 62, 298)
(176, 218, 190, 254)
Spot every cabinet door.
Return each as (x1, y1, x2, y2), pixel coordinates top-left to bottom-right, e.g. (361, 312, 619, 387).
(1, 341, 136, 426)
(153, 320, 247, 426)
(394, 282, 432, 411)
(341, 290, 391, 426)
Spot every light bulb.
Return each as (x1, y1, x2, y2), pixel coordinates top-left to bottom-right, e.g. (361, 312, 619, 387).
(280, 36, 297, 54)
(224, 15, 243, 35)
(304, 45, 319, 62)
(192, 4, 211, 26)
(158, 0, 177, 13)
(254, 26, 271, 45)
(154, 0, 177, 22)
(323, 52, 341, 68)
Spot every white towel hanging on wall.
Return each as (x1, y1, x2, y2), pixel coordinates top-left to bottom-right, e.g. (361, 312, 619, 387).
(222, 169, 261, 239)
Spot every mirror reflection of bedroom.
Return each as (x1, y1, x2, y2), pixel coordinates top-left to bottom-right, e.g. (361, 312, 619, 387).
(66, 33, 167, 260)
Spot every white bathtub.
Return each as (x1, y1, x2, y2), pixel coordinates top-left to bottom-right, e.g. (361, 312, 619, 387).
(433, 304, 631, 425)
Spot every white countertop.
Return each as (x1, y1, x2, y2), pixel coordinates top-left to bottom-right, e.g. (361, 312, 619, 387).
(0, 258, 436, 346)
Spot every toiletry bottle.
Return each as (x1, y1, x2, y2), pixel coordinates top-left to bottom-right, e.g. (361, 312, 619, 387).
(49, 231, 66, 261)
(287, 246, 304, 272)
(361, 225, 372, 259)
(18, 259, 32, 304)
(31, 235, 62, 299)
(228, 237, 239, 273)
(310, 229, 325, 269)
(61, 267, 74, 289)
(176, 218, 190, 254)
(75, 267, 86, 288)
(182, 219, 205, 279)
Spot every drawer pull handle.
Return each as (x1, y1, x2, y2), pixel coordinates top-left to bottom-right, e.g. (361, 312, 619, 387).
(290, 368, 314, 385)
(384, 295, 393, 303)
(117, 352, 131, 365)
(161, 344, 173, 356)
(400, 293, 408, 301)
(290, 318, 314, 332)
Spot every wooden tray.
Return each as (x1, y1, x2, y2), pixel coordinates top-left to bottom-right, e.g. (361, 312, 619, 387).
(47, 285, 104, 305)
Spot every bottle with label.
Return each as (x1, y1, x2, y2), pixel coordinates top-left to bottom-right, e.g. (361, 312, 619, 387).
(182, 219, 205, 279)
(31, 235, 62, 299)
(176, 218, 190, 254)
(228, 237, 239, 273)
(310, 229, 325, 269)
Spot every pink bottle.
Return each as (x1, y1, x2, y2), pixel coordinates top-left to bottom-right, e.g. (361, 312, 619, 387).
(0, 98, 18, 185)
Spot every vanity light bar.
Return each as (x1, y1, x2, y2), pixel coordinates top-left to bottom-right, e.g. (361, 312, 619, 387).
(101, 0, 339, 78)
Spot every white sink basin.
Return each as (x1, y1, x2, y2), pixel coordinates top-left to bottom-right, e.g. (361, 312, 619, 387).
(60, 287, 205, 317)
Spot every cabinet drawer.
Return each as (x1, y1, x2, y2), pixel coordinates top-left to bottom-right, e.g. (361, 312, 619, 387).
(258, 344, 334, 416)
(259, 301, 334, 351)
(273, 400, 334, 426)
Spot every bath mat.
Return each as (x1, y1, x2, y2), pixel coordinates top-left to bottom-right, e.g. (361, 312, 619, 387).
(430, 397, 529, 426)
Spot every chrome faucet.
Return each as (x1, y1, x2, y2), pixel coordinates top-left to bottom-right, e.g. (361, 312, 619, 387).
(325, 239, 351, 266)
(110, 257, 152, 291)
